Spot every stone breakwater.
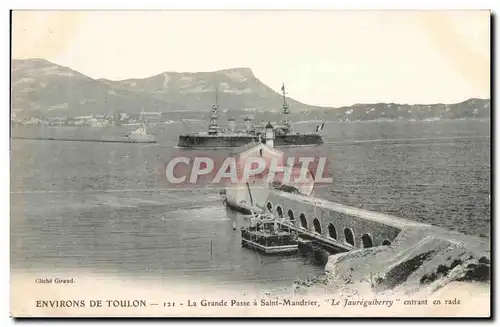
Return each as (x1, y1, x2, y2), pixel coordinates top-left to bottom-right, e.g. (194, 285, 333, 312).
(325, 225, 489, 294)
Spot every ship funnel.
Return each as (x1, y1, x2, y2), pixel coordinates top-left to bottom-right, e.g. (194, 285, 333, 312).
(228, 118, 236, 133)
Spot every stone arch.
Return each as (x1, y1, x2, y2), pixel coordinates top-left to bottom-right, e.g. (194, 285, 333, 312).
(327, 223, 337, 240)
(276, 206, 283, 218)
(287, 209, 295, 222)
(382, 239, 392, 246)
(361, 233, 373, 248)
(299, 213, 308, 229)
(266, 201, 273, 212)
(344, 228, 355, 246)
(313, 218, 322, 234)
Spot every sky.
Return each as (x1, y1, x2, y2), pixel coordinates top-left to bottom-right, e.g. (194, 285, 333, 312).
(12, 10, 490, 107)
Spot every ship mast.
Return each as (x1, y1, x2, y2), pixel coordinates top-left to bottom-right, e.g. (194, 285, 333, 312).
(281, 83, 291, 132)
(215, 85, 219, 107)
(208, 85, 220, 135)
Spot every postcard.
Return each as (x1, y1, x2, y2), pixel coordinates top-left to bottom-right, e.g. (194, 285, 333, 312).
(10, 9, 491, 318)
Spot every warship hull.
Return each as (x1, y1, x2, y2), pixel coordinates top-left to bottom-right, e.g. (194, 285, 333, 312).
(177, 133, 323, 148)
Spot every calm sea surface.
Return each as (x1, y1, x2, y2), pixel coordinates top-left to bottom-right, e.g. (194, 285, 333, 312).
(10, 119, 491, 291)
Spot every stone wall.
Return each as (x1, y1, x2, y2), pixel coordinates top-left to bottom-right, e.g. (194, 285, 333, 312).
(267, 191, 402, 249)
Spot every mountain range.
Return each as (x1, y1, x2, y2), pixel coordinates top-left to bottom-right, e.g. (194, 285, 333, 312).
(11, 58, 490, 121)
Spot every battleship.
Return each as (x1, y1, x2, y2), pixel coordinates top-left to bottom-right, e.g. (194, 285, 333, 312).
(177, 84, 324, 148)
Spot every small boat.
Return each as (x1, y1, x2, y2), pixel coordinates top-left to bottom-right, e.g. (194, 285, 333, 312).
(123, 111, 156, 143)
(241, 213, 298, 254)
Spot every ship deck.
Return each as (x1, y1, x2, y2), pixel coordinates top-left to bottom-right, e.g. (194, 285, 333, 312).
(180, 133, 256, 137)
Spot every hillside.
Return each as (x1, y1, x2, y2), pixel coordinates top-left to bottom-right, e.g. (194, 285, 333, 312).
(317, 98, 490, 121)
(11, 59, 490, 120)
